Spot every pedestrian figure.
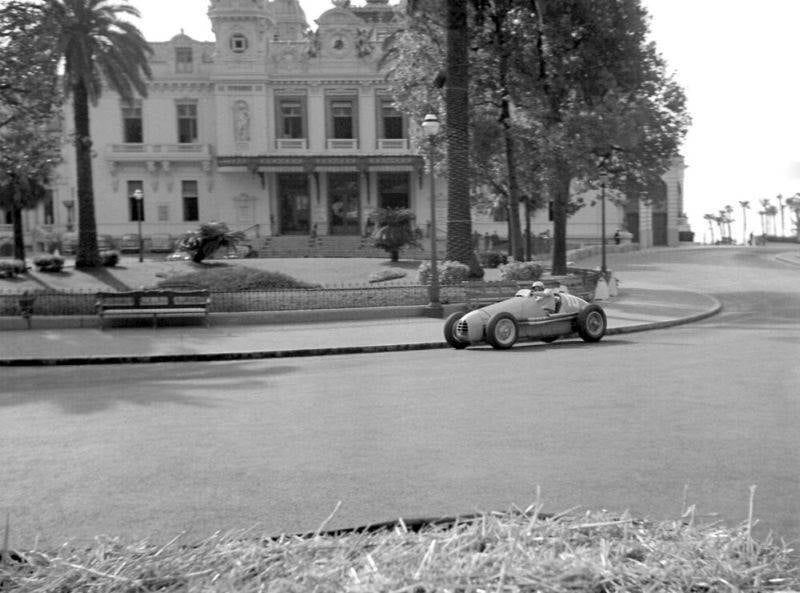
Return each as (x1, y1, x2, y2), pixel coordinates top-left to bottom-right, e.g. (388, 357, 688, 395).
(614, 229, 621, 245)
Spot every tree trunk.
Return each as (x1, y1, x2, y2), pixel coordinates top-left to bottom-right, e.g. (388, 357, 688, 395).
(73, 80, 101, 268)
(550, 160, 571, 275)
(12, 196, 25, 263)
(444, 0, 478, 275)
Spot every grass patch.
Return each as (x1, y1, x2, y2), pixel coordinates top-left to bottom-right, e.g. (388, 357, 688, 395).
(3, 504, 798, 592)
(158, 265, 320, 291)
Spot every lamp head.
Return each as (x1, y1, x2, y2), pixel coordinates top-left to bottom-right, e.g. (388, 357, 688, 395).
(421, 113, 440, 137)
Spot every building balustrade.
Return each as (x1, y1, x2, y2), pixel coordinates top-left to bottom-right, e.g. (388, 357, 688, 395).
(377, 138, 408, 151)
(275, 138, 308, 150)
(326, 139, 359, 150)
(106, 143, 212, 161)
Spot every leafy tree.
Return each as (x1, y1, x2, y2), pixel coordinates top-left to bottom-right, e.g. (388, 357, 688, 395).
(776, 193, 785, 237)
(0, 2, 61, 262)
(370, 207, 418, 262)
(178, 222, 246, 264)
(0, 122, 61, 261)
(46, 0, 152, 268)
(0, 1, 59, 132)
(510, 0, 689, 273)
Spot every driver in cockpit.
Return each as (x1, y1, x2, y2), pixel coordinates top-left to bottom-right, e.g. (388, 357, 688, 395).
(531, 281, 560, 313)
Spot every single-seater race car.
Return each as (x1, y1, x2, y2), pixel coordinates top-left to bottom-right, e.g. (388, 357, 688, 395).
(443, 282, 607, 350)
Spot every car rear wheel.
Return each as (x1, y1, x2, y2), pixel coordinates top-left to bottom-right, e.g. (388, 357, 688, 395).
(443, 312, 469, 349)
(575, 304, 606, 342)
(486, 312, 518, 349)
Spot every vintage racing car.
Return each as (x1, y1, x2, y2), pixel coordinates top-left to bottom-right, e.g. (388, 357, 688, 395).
(443, 282, 607, 349)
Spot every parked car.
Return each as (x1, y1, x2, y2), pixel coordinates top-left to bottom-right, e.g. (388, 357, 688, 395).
(119, 233, 141, 253)
(60, 232, 115, 254)
(149, 234, 174, 252)
(59, 232, 78, 254)
(443, 283, 607, 350)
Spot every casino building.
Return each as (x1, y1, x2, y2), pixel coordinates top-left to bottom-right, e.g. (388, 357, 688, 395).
(2, 0, 689, 256)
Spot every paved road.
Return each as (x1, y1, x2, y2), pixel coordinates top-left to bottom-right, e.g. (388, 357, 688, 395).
(3, 246, 799, 549)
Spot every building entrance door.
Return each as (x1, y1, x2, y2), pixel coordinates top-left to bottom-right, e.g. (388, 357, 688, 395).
(328, 172, 360, 235)
(278, 173, 310, 234)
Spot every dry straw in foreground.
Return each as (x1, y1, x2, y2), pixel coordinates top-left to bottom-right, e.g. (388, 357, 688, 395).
(2, 503, 799, 593)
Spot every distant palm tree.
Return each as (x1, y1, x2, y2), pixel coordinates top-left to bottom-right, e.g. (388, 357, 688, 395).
(47, 0, 152, 268)
(724, 204, 734, 240)
(759, 198, 772, 235)
(786, 194, 800, 237)
(738, 200, 749, 243)
(765, 204, 778, 236)
(703, 213, 716, 244)
(776, 193, 785, 236)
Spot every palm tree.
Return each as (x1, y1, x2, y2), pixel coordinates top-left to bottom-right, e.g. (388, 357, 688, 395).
(47, 0, 152, 268)
(765, 204, 778, 236)
(724, 204, 734, 240)
(738, 200, 749, 243)
(786, 194, 800, 238)
(759, 198, 771, 235)
(703, 213, 716, 244)
(776, 193, 785, 236)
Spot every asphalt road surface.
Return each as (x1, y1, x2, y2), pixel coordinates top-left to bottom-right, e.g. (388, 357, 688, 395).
(3, 246, 799, 549)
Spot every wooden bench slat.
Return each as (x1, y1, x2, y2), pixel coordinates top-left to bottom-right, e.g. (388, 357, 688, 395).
(96, 290, 210, 329)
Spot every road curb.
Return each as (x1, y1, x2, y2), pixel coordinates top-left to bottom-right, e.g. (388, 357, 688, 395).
(0, 294, 722, 366)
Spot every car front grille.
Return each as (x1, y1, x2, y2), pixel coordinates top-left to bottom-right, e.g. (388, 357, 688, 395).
(456, 319, 469, 337)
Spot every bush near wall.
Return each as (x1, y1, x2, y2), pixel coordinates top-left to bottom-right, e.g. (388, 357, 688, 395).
(0, 259, 26, 278)
(416, 260, 471, 285)
(33, 253, 65, 273)
(498, 261, 544, 281)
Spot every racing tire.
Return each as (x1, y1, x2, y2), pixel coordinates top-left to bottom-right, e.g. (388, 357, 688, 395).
(486, 312, 518, 349)
(443, 311, 469, 349)
(575, 304, 606, 342)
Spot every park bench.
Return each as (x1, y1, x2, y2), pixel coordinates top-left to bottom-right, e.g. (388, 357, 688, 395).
(96, 289, 210, 329)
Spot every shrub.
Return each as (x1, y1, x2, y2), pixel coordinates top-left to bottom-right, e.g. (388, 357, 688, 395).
(158, 266, 319, 291)
(33, 253, 65, 273)
(479, 251, 507, 268)
(370, 208, 418, 262)
(417, 260, 470, 285)
(178, 222, 246, 263)
(368, 269, 407, 283)
(101, 250, 120, 267)
(0, 259, 26, 277)
(498, 260, 544, 281)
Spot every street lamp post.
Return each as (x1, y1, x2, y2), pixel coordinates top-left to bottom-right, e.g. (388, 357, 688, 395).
(421, 113, 442, 316)
(600, 173, 607, 275)
(133, 189, 144, 263)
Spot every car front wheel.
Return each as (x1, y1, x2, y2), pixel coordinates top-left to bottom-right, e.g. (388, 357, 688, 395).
(575, 304, 606, 342)
(443, 312, 469, 349)
(486, 312, 518, 349)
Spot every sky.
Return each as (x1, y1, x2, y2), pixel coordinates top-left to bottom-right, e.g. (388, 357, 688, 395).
(126, 0, 800, 241)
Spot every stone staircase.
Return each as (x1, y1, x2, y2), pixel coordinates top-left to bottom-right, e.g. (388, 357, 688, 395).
(255, 235, 432, 259)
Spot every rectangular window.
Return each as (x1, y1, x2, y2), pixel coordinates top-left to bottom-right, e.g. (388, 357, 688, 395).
(43, 190, 54, 225)
(182, 180, 199, 221)
(127, 180, 144, 222)
(279, 100, 304, 139)
(176, 102, 198, 143)
(175, 47, 193, 73)
(330, 100, 354, 139)
(380, 101, 404, 139)
(122, 101, 143, 143)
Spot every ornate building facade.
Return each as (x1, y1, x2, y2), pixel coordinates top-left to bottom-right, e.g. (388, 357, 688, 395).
(1, 0, 688, 255)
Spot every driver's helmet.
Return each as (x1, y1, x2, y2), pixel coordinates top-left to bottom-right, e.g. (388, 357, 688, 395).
(531, 281, 545, 292)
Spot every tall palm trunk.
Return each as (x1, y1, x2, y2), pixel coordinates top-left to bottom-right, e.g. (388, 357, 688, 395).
(444, 0, 477, 273)
(73, 80, 101, 268)
(12, 188, 25, 262)
(550, 159, 571, 275)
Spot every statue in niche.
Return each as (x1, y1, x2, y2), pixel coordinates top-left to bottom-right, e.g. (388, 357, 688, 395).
(234, 100, 250, 141)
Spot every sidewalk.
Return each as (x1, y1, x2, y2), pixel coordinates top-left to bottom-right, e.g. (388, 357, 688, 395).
(0, 286, 721, 366)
